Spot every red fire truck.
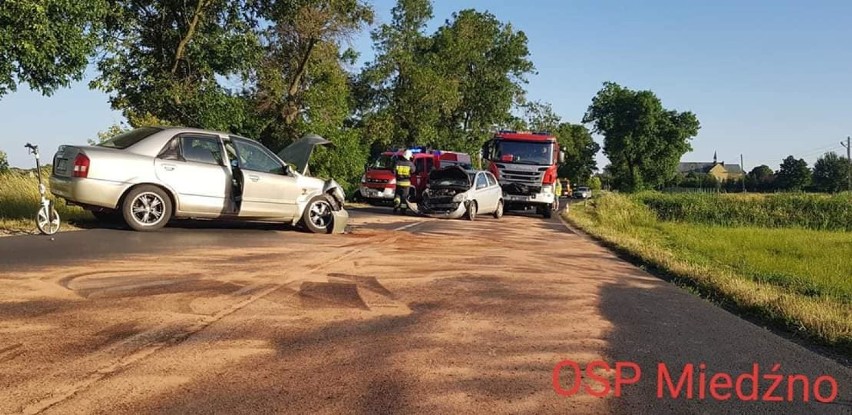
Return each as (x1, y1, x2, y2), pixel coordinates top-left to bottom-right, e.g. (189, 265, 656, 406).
(481, 131, 564, 218)
(358, 147, 471, 206)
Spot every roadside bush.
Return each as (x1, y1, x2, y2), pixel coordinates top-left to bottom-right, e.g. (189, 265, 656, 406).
(0, 170, 89, 223)
(636, 192, 852, 231)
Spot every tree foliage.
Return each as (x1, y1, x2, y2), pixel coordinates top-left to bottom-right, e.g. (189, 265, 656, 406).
(812, 151, 850, 193)
(747, 164, 775, 192)
(0, 0, 108, 97)
(91, 0, 261, 132)
(583, 82, 700, 192)
(357, 1, 533, 157)
(251, 0, 373, 150)
(0, 149, 9, 172)
(775, 156, 811, 191)
(587, 175, 602, 191)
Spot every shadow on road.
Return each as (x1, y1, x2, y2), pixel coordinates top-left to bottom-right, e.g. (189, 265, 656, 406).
(599, 280, 852, 415)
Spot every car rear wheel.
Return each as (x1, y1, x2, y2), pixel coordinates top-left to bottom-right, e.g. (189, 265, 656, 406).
(122, 185, 172, 231)
(303, 195, 334, 234)
(493, 199, 503, 219)
(465, 201, 477, 221)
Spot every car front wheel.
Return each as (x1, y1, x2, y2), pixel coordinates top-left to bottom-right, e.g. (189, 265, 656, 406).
(465, 201, 477, 221)
(303, 195, 335, 234)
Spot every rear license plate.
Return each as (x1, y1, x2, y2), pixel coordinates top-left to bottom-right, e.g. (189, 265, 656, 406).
(56, 159, 68, 171)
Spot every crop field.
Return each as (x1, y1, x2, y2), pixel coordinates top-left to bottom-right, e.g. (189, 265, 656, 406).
(635, 191, 852, 231)
(565, 192, 852, 353)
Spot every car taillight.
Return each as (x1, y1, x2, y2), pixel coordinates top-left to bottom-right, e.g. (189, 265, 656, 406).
(73, 154, 90, 178)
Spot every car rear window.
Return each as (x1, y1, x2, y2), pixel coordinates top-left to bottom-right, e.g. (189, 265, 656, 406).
(97, 127, 162, 149)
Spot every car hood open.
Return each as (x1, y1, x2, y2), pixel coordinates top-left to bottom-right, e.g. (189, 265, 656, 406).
(277, 133, 335, 176)
(428, 165, 472, 189)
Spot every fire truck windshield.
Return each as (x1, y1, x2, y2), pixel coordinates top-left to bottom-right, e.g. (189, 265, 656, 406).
(494, 140, 553, 165)
(370, 154, 395, 169)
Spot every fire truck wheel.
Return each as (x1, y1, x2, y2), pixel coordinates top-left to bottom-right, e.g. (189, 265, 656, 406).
(465, 201, 477, 221)
(542, 204, 552, 219)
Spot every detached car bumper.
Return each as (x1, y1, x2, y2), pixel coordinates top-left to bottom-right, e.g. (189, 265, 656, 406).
(50, 175, 126, 209)
(330, 209, 349, 234)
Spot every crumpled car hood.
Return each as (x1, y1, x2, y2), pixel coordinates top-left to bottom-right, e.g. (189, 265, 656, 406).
(277, 133, 335, 176)
(428, 165, 472, 189)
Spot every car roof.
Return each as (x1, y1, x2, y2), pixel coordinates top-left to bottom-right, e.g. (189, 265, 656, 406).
(155, 126, 236, 137)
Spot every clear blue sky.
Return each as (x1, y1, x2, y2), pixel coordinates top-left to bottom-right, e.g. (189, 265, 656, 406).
(2, 0, 851, 170)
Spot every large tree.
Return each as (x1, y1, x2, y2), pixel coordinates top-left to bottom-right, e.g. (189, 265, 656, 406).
(431, 9, 534, 154)
(0, 0, 108, 97)
(582, 82, 700, 191)
(775, 155, 811, 191)
(251, 0, 373, 150)
(357, 0, 448, 150)
(747, 164, 775, 192)
(554, 122, 599, 184)
(91, 0, 260, 132)
(357, 0, 533, 156)
(812, 151, 849, 193)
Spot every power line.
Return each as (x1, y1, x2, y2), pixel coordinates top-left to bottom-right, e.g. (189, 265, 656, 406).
(750, 143, 844, 168)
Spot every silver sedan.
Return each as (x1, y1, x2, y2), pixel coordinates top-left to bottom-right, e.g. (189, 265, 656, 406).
(50, 127, 348, 233)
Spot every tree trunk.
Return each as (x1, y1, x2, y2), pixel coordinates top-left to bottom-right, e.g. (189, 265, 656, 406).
(171, 0, 208, 75)
(283, 39, 318, 125)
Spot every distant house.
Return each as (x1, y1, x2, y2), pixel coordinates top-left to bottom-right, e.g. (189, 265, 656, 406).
(677, 152, 744, 182)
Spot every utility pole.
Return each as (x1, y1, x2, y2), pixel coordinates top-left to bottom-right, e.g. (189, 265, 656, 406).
(842, 136, 851, 192)
(741, 154, 746, 193)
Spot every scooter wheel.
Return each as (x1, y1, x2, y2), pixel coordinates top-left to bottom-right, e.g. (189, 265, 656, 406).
(36, 206, 60, 235)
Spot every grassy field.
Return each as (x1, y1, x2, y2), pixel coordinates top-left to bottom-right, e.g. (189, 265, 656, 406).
(0, 171, 91, 234)
(565, 192, 852, 355)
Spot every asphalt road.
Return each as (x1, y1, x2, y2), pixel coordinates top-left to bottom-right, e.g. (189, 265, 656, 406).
(0, 206, 849, 414)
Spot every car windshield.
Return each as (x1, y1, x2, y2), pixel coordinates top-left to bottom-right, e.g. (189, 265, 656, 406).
(495, 140, 553, 165)
(370, 154, 394, 169)
(577, 187, 590, 191)
(97, 127, 162, 149)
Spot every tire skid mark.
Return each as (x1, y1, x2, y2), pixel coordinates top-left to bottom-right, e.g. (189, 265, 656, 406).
(57, 270, 148, 291)
(22, 233, 396, 415)
(0, 343, 23, 363)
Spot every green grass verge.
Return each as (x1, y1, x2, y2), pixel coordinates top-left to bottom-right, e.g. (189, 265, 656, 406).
(0, 171, 92, 234)
(565, 193, 852, 355)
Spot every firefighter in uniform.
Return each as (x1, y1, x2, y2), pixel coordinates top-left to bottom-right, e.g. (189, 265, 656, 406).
(393, 150, 415, 213)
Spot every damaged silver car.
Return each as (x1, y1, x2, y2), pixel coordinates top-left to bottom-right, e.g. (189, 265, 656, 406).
(50, 127, 348, 233)
(415, 166, 503, 220)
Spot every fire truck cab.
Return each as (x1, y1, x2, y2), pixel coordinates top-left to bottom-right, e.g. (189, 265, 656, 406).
(481, 131, 564, 218)
(358, 147, 471, 206)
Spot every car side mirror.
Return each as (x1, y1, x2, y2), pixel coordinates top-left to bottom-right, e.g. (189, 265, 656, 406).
(558, 151, 565, 163)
